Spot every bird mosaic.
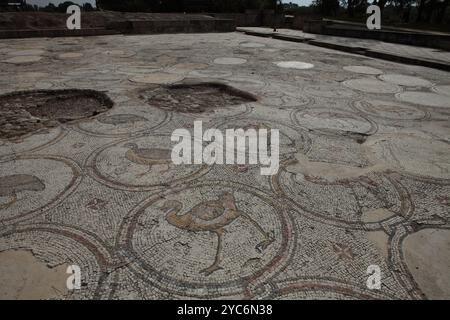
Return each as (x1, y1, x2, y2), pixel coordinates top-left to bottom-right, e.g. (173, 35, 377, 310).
(159, 192, 275, 276)
(124, 143, 172, 177)
(0, 174, 45, 210)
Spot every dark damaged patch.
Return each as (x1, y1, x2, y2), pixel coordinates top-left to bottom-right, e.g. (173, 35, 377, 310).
(0, 89, 113, 141)
(139, 82, 257, 114)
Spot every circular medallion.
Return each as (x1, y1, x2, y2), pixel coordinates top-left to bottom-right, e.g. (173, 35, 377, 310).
(432, 85, 450, 97)
(76, 106, 167, 137)
(343, 78, 402, 94)
(274, 61, 314, 70)
(117, 184, 293, 297)
(343, 66, 383, 75)
(87, 135, 210, 191)
(293, 108, 376, 135)
(367, 134, 450, 179)
(213, 57, 247, 65)
(129, 73, 184, 85)
(0, 156, 81, 224)
(352, 99, 427, 120)
(304, 84, 358, 99)
(395, 92, 450, 108)
(379, 74, 432, 87)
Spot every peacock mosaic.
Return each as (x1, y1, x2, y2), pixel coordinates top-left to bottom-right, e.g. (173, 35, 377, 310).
(0, 32, 449, 300)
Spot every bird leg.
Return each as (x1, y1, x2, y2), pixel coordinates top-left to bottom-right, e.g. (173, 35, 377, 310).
(0, 193, 17, 211)
(200, 229, 224, 276)
(240, 213, 274, 253)
(137, 165, 153, 178)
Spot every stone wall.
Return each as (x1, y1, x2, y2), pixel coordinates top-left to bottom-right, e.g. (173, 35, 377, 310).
(303, 20, 450, 51)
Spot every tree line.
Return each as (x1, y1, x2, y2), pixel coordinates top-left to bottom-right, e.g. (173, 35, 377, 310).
(4, 1, 448, 25)
(95, 0, 279, 12)
(312, 0, 449, 24)
(1, 1, 95, 12)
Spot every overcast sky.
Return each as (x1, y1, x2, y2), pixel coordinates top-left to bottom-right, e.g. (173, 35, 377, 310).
(286, 0, 313, 6)
(25, 0, 96, 6)
(25, 0, 313, 8)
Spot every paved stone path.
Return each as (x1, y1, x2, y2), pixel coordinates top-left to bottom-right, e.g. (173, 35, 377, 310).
(239, 27, 450, 66)
(0, 32, 449, 300)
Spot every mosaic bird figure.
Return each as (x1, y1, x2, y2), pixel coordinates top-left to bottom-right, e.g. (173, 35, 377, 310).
(0, 174, 45, 210)
(124, 143, 171, 177)
(160, 192, 274, 276)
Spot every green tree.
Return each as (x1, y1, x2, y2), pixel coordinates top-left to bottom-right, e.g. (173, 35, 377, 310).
(313, 0, 340, 16)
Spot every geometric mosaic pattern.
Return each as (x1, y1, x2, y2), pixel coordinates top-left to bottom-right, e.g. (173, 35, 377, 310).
(0, 32, 449, 299)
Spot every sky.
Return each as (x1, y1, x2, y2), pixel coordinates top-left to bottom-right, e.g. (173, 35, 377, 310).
(25, 0, 96, 7)
(25, 0, 313, 8)
(285, 0, 313, 6)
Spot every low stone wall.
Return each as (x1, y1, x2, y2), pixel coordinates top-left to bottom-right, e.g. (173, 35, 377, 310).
(0, 12, 235, 39)
(325, 26, 450, 51)
(291, 15, 321, 30)
(208, 11, 284, 28)
(210, 13, 260, 27)
(0, 28, 119, 39)
(303, 20, 450, 51)
(303, 20, 330, 34)
(109, 18, 235, 34)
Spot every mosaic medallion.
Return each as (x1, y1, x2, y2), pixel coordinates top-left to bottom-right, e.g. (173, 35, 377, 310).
(352, 99, 427, 120)
(240, 42, 266, 48)
(215, 118, 311, 158)
(116, 66, 160, 75)
(343, 66, 383, 75)
(304, 84, 358, 99)
(0, 126, 65, 160)
(395, 92, 450, 108)
(274, 61, 314, 70)
(292, 108, 377, 136)
(3, 56, 43, 64)
(367, 134, 450, 179)
(213, 57, 247, 65)
(260, 82, 313, 108)
(274, 169, 404, 228)
(188, 69, 233, 79)
(102, 49, 136, 58)
(58, 52, 84, 59)
(379, 74, 433, 87)
(129, 72, 184, 85)
(117, 184, 294, 298)
(343, 78, 402, 94)
(87, 135, 210, 191)
(0, 156, 81, 224)
(76, 105, 167, 137)
(7, 49, 46, 56)
(223, 76, 267, 91)
(63, 74, 123, 89)
(166, 63, 209, 74)
(432, 85, 450, 97)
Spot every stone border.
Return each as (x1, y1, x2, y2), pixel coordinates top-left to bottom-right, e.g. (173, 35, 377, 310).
(236, 28, 450, 72)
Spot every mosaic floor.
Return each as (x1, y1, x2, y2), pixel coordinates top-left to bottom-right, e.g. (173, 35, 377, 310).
(0, 32, 449, 300)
